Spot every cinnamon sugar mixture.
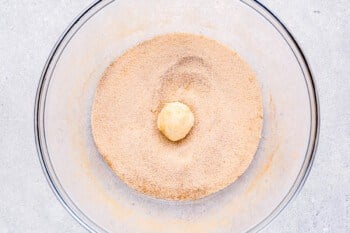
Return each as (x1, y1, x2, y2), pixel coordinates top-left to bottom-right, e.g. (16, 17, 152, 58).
(91, 33, 263, 200)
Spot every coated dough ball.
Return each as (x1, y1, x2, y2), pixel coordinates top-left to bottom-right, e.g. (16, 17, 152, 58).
(157, 102, 194, 142)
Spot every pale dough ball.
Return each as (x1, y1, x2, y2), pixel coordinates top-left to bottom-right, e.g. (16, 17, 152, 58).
(157, 102, 194, 141)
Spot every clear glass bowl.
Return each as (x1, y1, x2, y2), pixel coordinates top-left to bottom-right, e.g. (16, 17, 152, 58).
(35, 1, 319, 232)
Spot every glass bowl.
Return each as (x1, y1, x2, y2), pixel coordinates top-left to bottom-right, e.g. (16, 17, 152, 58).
(34, 0, 319, 232)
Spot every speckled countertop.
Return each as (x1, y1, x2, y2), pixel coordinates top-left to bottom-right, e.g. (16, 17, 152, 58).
(0, 1, 349, 232)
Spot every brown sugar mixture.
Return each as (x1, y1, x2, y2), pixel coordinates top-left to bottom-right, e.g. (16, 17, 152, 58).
(91, 33, 263, 200)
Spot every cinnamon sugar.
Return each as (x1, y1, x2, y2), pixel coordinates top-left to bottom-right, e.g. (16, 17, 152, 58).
(91, 33, 263, 200)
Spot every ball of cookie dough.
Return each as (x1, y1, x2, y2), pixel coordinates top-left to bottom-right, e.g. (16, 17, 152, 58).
(157, 102, 195, 142)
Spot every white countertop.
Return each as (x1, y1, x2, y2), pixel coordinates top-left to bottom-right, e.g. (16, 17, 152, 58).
(0, 0, 349, 232)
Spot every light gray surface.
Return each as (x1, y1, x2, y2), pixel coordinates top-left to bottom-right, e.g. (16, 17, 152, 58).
(0, 0, 349, 232)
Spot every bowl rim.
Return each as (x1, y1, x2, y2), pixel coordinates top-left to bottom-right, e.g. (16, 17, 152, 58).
(34, 0, 320, 232)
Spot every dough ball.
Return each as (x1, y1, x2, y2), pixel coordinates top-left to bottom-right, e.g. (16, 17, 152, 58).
(157, 102, 194, 141)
